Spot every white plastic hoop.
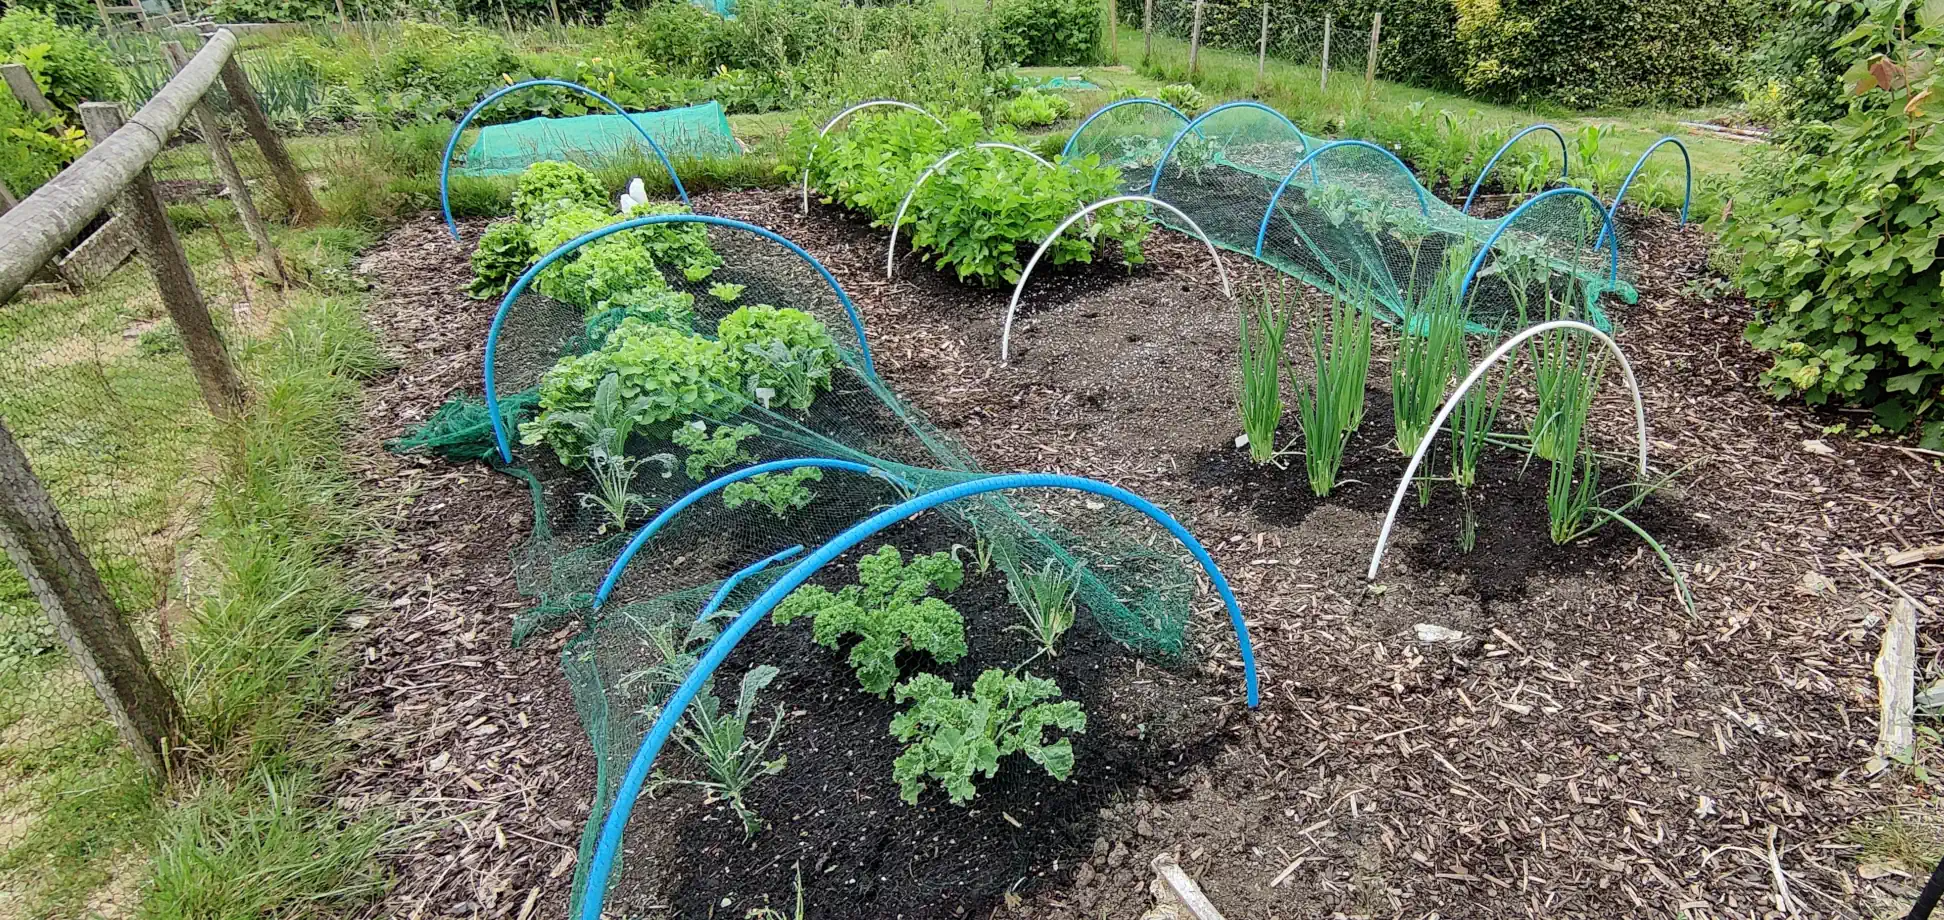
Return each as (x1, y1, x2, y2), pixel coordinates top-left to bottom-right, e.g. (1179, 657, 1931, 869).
(887, 143, 1054, 279)
(1365, 319, 1651, 582)
(1000, 195, 1233, 365)
(799, 100, 946, 214)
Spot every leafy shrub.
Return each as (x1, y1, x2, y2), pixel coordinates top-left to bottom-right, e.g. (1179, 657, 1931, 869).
(1002, 88, 1075, 127)
(366, 23, 521, 113)
(772, 545, 966, 695)
(1738, 0, 1860, 128)
(1450, 0, 1762, 108)
(609, 3, 740, 74)
(520, 321, 740, 465)
(515, 161, 610, 225)
(716, 305, 840, 410)
(671, 420, 758, 480)
(907, 152, 1151, 286)
(0, 90, 87, 196)
(889, 669, 1086, 805)
(987, 0, 1101, 66)
(468, 221, 537, 300)
(1724, 5, 1944, 436)
(797, 109, 982, 223)
(531, 205, 617, 257)
(1154, 82, 1207, 115)
(722, 467, 823, 517)
(0, 9, 115, 114)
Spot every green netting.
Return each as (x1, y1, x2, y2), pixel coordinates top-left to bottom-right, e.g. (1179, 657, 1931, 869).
(1062, 99, 1193, 194)
(1037, 75, 1100, 90)
(457, 102, 739, 176)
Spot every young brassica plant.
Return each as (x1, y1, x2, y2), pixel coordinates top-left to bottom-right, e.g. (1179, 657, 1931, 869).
(722, 467, 823, 518)
(1006, 558, 1080, 662)
(772, 545, 967, 696)
(1291, 290, 1372, 496)
(889, 668, 1086, 806)
(670, 664, 788, 839)
(580, 443, 673, 533)
(672, 420, 759, 481)
(1238, 285, 1291, 465)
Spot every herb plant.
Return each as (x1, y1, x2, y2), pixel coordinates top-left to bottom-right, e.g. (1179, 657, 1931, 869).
(1007, 558, 1080, 662)
(670, 664, 788, 838)
(772, 545, 966, 696)
(1237, 286, 1290, 465)
(889, 669, 1087, 806)
(467, 221, 536, 300)
(1292, 290, 1373, 496)
(513, 160, 609, 224)
(723, 467, 822, 517)
(672, 421, 760, 481)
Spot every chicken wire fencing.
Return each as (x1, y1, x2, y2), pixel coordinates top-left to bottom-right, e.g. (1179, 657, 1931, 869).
(389, 213, 1255, 915)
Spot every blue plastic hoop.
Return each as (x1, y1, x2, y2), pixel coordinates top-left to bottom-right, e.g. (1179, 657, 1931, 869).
(1060, 98, 1191, 160)
(1457, 187, 1621, 306)
(439, 79, 691, 241)
(484, 217, 880, 464)
(1597, 136, 1691, 252)
(1252, 139, 1430, 258)
(576, 472, 1262, 920)
(591, 458, 916, 610)
(1460, 124, 1568, 216)
(1146, 101, 1311, 198)
(698, 545, 804, 622)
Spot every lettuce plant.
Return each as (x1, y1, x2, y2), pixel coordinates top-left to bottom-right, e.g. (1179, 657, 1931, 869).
(1001, 88, 1074, 127)
(520, 322, 741, 465)
(907, 152, 1148, 286)
(467, 221, 536, 300)
(624, 201, 723, 281)
(513, 160, 609, 224)
(772, 545, 966, 696)
(723, 468, 822, 518)
(1155, 82, 1208, 114)
(889, 669, 1086, 806)
(717, 305, 840, 410)
(538, 233, 669, 314)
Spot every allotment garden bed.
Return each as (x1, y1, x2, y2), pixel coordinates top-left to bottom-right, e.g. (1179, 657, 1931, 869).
(341, 190, 1941, 919)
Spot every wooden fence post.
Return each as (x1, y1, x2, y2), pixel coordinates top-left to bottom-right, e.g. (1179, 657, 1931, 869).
(1320, 14, 1331, 91)
(548, 0, 563, 30)
(93, 0, 115, 31)
(1256, 0, 1270, 91)
(1187, 0, 1206, 74)
(79, 103, 247, 420)
(1142, 0, 1154, 63)
(2, 64, 55, 117)
(217, 58, 324, 226)
(1364, 11, 1382, 97)
(1109, 0, 1118, 62)
(0, 417, 188, 781)
(0, 179, 16, 217)
(163, 42, 285, 288)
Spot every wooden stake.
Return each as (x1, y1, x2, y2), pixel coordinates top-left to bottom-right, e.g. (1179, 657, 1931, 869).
(163, 41, 284, 288)
(1142, 0, 1154, 63)
(79, 102, 247, 420)
(1319, 14, 1331, 91)
(1256, 0, 1270, 91)
(1109, 0, 1118, 62)
(0, 179, 16, 218)
(0, 418, 188, 781)
(217, 57, 323, 226)
(1, 64, 55, 117)
(1873, 599, 1919, 771)
(93, 0, 115, 31)
(1187, 0, 1206, 74)
(549, 0, 563, 30)
(1364, 11, 1382, 97)
(334, 0, 347, 25)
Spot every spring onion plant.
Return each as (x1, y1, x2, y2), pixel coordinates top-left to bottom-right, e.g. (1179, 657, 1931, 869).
(1528, 323, 1602, 464)
(1238, 285, 1293, 464)
(1392, 250, 1469, 457)
(1007, 558, 1081, 663)
(1291, 291, 1373, 496)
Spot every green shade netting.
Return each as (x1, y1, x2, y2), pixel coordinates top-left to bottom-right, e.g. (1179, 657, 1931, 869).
(1038, 75, 1101, 90)
(458, 102, 739, 176)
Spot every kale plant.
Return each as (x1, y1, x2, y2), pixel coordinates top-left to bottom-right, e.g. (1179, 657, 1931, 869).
(672, 420, 759, 481)
(772, 544, 966, 695)
(669, 664, 789, 838)
(889, 669, 1086, 805)
(723, 468, 822, 518)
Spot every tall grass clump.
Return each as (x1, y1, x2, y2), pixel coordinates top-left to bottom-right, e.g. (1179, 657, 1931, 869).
(1290, 289, 1372, 496)
(1237, 284, 1291, 465)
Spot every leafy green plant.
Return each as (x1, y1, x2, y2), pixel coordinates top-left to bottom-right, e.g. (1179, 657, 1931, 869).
(986, 0, 1101, 66)
(1528, 324, 1602, 463)
(520, 322, 741, 465)
(467, 221, 536, 300)
(709, 282, 747, 303)
(672, 420, 759, 481)
(724, 467, 822, 518)
(772, 544, 966, 696)
(550, 373, 676, 530)
(889, 669, 1086, 805)
(1006, 558, 1079, 662)
(1001, 88, 1075, 127)
(907, 150, 1148, 286)
(0, 9, 116, 114)
(622, 201, 722, 282)
(537, 232, 669, 315)
(669, 665, 788, 838)
(1237, 286, 1290, 465)
(717, 305, 840, 410)
(582, 442, 673, 534)
(513, 160, 609, 224)
(1155, 82, 1208, 114)
(586, 289, 698, 342)
(1391, 255, 1468, 457)
(1292, 290, 1373, 497)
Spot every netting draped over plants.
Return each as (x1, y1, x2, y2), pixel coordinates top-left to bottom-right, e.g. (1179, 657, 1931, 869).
(458, 101, 740, 177)
(1056, 98, 1638, 332)
(1059, 98, 1193, 193)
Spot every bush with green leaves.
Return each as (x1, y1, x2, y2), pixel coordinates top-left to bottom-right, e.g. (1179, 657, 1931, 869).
(722, 467, 823, 518)
(538, 233, 668, 314)
(0, 90, 86, 197)
(772, 544, 966, 696)
(520, 320, 741, 465)
(531, 205, 617, 258)
(889, 668, 1086, 805)
(514, 161, 610, 225)
(1001, 88, 1076, 127)
(795, 109, 983, 224)
(0, 8, 116, 114)
(986, 0, 1101, 66)
(1725, 1, 1944, 439)
(716, 305, 840, 410)
(467, 222, 537, 300)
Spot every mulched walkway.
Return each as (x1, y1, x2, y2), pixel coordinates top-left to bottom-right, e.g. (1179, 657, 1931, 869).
(333, 191, 1943, 920)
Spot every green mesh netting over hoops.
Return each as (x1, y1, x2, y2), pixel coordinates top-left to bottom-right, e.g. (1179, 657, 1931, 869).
(393, 211, 1227, 916)
(1068, 100, 1639, 332)
(458, 102, 739, 177)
